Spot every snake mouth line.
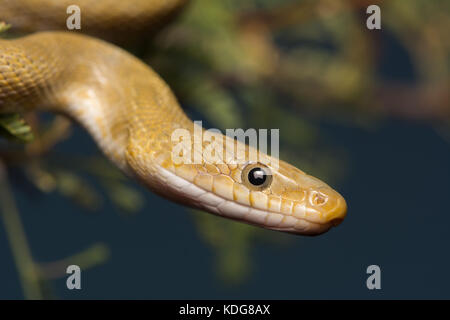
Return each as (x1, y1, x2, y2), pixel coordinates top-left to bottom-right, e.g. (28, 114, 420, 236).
(233, 214, 334, 236)
(197, 197, 337, 236)
(209, 192, 346, 234)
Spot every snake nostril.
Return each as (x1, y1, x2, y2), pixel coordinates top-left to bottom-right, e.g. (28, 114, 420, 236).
(311, 192, 328, 206)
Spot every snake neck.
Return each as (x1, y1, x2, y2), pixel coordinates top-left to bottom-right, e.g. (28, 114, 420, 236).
(0, 32, 191, 174)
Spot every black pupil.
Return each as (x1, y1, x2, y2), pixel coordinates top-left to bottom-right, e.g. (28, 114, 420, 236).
(248, 168, 267, 186)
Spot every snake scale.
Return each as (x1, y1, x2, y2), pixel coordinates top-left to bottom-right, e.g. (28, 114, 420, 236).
(0, 0, 346, 235)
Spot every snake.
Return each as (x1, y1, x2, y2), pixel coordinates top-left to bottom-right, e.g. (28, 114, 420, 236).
(0, 0, 347, 235)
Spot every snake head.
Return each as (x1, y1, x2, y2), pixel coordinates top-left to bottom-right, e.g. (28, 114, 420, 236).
(125, 115, 347, 236)
(256, 160, 347, 235)
(127, 134, 347, 236)
(206, 159, 348, 235)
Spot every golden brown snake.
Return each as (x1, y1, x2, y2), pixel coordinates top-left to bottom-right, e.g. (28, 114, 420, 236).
(0, 0, 346, 235)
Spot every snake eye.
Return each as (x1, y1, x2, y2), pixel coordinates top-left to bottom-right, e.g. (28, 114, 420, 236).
(241, 163, 273, 191)
(248, 168, 267, 185)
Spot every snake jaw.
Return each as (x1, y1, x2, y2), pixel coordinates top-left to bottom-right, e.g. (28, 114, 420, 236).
(151, 162, 346, 236)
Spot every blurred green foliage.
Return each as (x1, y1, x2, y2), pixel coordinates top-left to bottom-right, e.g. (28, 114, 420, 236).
(0, 114, 34, 142)
(0, 21, 10, 32)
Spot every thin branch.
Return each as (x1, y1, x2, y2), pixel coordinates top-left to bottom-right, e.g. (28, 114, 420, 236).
(38, 243, 110, 280)
(0, 161, 43, 299)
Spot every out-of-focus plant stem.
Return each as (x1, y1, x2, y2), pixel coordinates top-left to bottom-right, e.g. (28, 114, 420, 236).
(0, 162, 43, 299)
(39, 243, 110, 279)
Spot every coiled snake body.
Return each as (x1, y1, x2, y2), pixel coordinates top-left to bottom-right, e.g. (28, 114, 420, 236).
(0, 0, 346, 235)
